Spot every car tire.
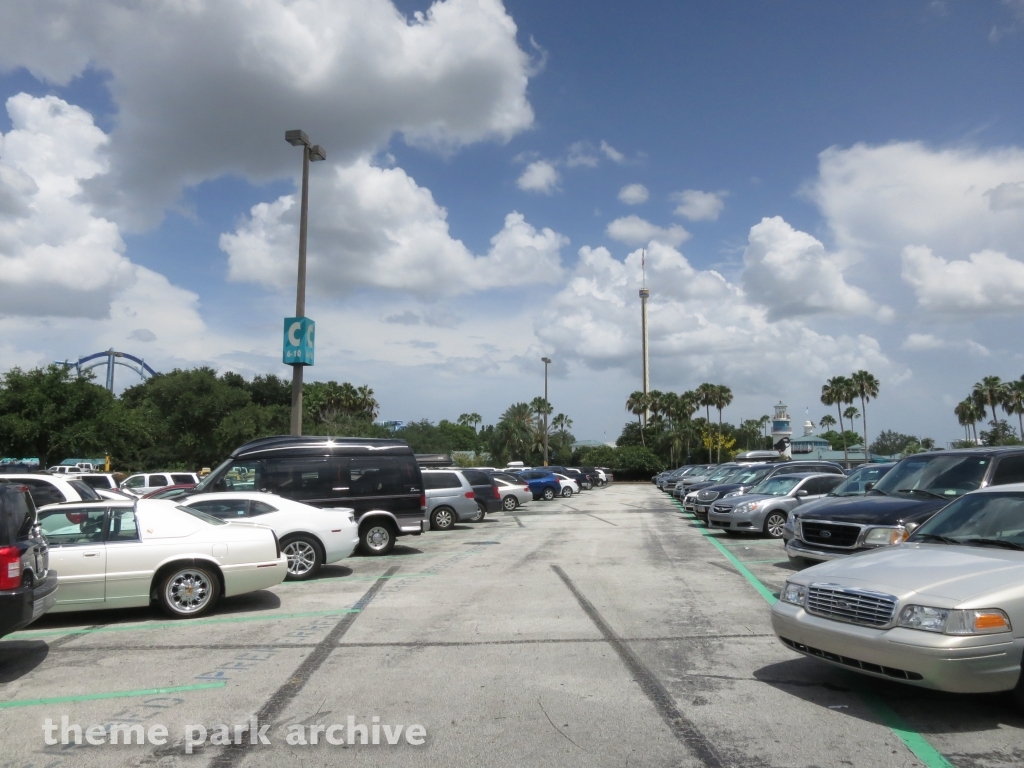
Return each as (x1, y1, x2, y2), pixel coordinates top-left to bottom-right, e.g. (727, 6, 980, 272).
(281, 535, 324, 580)
(360, 521, 396, 556)
(468, 505, 485, 522)
(542, 487, 556, 501)
(763, 512, 787, 539)
(787, 556, 810, 569)
(561, 487, 573, 497)
(158, 563, 221, 619)
(430, 507, 455, 531)
(502, 495, 518, 511)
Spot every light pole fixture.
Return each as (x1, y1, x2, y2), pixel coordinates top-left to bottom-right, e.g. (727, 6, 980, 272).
(284, 129, 326, 436)
(541, 356, 552, 466)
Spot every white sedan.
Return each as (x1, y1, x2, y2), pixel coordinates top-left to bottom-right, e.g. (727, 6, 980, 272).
(553, 473, 580, 498)
(179, 492, 359, 580)
(491, 473, 532, 511)
(36, 499, 287, 618)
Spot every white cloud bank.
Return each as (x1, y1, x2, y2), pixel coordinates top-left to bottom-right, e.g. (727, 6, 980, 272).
(618, 184, 649, 205)
(901, 246, 1024, 313)
(0, 0, 537, 227)
(222, 158, 567, 297)
(606, 215, 689, 247)
(671, 189, 726, 221)
(517, 160, 559, 194)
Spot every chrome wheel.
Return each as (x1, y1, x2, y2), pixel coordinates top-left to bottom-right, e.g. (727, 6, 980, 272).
(283, 539, 318, 577)
(360, 523, 394, 555)
(561, 487, 573, 497)
(542, 487, 555, 501)
(502, 495, 518, 511)
(469, 505, 485, 522)
(432, 508, 454, 530)
(163, 568, 214, 616)
(764, 512, 787, 539)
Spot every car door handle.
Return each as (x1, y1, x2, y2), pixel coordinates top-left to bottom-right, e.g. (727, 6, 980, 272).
(84, 552, 101, 557)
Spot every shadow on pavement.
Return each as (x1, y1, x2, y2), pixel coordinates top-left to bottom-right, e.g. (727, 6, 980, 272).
(0, 640, 48, 682)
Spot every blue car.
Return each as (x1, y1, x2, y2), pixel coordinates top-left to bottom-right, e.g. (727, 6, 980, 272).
(518, 470, 562, 501)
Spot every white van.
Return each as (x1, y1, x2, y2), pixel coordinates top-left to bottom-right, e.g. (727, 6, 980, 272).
(120, 472, 200, 497)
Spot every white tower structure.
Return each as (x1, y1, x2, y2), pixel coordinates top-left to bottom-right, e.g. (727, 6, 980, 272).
(639, 248, 650, 424)
(771, 401, 793, 458)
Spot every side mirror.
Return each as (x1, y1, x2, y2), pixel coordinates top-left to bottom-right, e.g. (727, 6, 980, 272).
(865, 482, 875, 491)
(795, 489, 809, 497)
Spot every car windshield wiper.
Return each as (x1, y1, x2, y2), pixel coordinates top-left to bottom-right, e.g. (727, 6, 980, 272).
(896, 488, 946, 500)
(913, 533, 960, 545)
(960, 538, 1024, 551)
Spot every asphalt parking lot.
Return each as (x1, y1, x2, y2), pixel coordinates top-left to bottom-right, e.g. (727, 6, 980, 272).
(2, 484, 1023, 767)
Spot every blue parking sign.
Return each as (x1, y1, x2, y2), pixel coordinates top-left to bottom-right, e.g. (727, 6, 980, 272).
(283, 317, 315, 366)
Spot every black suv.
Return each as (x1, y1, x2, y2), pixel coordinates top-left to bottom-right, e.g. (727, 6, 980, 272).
(461, 469, 502, 515)
(192, 436, 426, 556)
(0, 485, 58, 638)
(787, 448, 1024, 566)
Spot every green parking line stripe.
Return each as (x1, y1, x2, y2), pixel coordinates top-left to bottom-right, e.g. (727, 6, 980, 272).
(7, 608, 360, 640)
(857, 691, 955, 768)
(673, 500, 954, 768)
(0, 682, 226, 710)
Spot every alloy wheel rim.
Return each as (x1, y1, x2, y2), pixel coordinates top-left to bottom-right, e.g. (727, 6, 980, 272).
(283, 541, 316, 575)
(767, 515, 785, 537)
(435, 510, 453, 528)
(166, 570, 212, 614)
(366, 526, 390, 550)
(503, 496, 516, 511)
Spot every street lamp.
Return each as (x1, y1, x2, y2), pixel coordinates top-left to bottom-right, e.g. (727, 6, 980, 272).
(284, 130, 326, 436)
(541, 356, 552, 466)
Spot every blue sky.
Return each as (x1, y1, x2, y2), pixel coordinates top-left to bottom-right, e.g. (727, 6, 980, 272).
(1, 0, 1024, 446)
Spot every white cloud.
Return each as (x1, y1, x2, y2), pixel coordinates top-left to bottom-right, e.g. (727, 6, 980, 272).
(985, 181, 1024, 210)
(671, 189, 726, 221)
(0, 93, 136, 318)
(618, 184, 649, 205)
(535, 240, 899, 393)
(517, 160, 559, 194)
(566, 142, 599, 168)
(901, 245, 1024, 313)
(606, 215, 689, 247)
(0, 0, 536, 227)
(902, 333, 990, 356)
(600, 141, 626, 164)
(741, 216, 887, 321)
(222, 157, 567, 297)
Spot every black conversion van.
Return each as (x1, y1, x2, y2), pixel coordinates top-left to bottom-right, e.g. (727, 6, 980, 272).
(0, 484, 59, 638)
(192, 436, 426, 556)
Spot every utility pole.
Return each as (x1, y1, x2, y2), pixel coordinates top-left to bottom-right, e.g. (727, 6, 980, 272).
(541, 357, 551, 466)
(639, 248, 650, 425)
(284, 130, 326, 435)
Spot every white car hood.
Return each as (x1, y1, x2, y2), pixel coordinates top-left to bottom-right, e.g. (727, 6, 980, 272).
(798, 543, 1024, 603)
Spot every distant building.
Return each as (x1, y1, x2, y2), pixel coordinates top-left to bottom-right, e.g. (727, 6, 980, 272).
(771, 402, 793, 458)
(791, 420, 831, 455)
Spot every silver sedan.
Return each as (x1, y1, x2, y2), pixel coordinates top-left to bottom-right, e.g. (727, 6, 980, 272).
(492, 474, 532, 511)
(707, 473, 844, 538)
(772, 484, 1024, 706)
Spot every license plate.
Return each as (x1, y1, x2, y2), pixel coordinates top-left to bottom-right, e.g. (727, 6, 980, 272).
(32, 598, 46, 619)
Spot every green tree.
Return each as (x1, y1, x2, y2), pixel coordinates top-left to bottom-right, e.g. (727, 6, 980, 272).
(711, 384, 733, 463)
(625, 391, 650, 447)
(494, 403, 535, 462)
(981, 419, 1020, 446)
(821, 376, 853, 466)
(850, 370, 880, 461)
(457, 413, 483, 432)
(954, 397, 983, 443)
(819, 430, 863, 452)
(869, 430, 918, 456)
(819, 414, 836, 432)
(973, 376, 1007, 424)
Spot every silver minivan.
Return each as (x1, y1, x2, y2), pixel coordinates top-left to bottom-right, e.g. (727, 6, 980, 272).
(422, 469, 483, 530)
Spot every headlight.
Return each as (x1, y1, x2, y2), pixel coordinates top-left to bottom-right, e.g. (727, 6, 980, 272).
(734, 501, 760, 514)
(898, 606, 1011, 635)
(781, 582, 807, 606)
(862, 527, 909, 547)
(724, 490, 742, 498)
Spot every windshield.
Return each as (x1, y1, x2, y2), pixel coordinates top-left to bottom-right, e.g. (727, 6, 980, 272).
(751, 476, 800, 496)
(910, 492, 1024, 548)
(873, 454, 989, 499)
(730, 467, 771, 485)
(829, 464, 894, 497)
(705, 465, 737, 482)
(193, 458, 233, 493)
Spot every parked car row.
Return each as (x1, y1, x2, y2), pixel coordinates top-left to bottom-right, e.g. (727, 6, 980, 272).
(1, 436, 610, 636)
(665, 447, 1024, 712)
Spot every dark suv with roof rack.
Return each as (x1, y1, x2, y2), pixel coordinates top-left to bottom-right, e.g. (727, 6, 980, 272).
(192, 436, 425, 556)
(0, 485, 58, 638)
(786, 447, 1024, 567)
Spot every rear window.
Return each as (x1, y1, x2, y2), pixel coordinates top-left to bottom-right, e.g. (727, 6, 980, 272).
(171, 474, 195, 485)
(79, 475, 113, 489)
(461, 470, 492, 486)
(16, 479, 67, 508)
(68, 481, 101, 501)
(492, 473, 520, 484)
(0, 487, 35, 543)
(176, 505, 227, 525)
(148, 475, 169, 488)
(423, 472, 462, 490)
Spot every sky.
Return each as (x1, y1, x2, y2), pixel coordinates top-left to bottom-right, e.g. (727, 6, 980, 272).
(2, 0, 1024, 446)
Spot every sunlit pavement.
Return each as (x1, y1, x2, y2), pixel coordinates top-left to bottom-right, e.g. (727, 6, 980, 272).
(2, 484, 1021, 767)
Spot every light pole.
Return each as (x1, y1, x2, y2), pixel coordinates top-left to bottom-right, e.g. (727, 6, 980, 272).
(285, 130, 326, 436)
(541, 356, 551, 466)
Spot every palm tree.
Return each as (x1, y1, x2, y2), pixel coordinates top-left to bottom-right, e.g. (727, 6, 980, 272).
(496, 403, 534, 459)
(819, 414, 836, 431)
(696, 383, 716, 426)
(973, 376, 1007, 424)
(821, 376, 852, 466)
(758, 414, 771, 446)
(843, 405, 860, 426)
(850, 370, 880, 461)
(647, 390, 665, 420)
(625, 391, 650, 447)
(1003, 379, 1024, 441)
(458, 413, 482, 433)
(954, 398, 974, 442)
(711, 384, 733, 463)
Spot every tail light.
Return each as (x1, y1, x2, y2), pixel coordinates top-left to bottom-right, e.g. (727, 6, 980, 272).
(522, 485, 530, 491)
(0, 546, 22, 590)
(466, 491, 476, 499)
(492, 486, 500, 500)
(420, 493, 426, 512)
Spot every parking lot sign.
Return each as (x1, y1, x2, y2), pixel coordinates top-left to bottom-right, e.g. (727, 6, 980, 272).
(283, 317, 315, 366)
